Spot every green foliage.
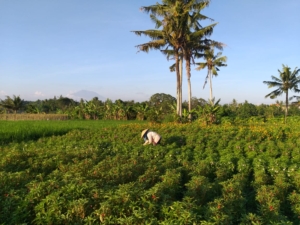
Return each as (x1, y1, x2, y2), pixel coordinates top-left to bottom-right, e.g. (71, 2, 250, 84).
(1, 118, 300, 224)
(236, 101, 258, 119)
(0, 120, 146, 145)
(0, 95, 24, 113)
(4, 93, 300, 124)
(195, 98, 221, 125)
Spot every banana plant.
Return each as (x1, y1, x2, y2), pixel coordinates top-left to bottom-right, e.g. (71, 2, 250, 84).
(181, 108, 196, 123)
(197, 98, 221, 125)
(135, 103, 149, 121)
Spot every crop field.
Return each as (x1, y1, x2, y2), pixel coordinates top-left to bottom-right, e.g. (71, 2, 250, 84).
(0, 114, 69, 121)
(0, 120, 145, 145)
(1, 119, 300, 224)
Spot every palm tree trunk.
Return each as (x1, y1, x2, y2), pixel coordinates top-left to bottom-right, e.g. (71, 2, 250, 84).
(185, 58, 192, 120)
(209, 70, 213, 101)
(285, 91, 288, 124)
(179, 57, 183, 117)
(175, 50, 182, 117)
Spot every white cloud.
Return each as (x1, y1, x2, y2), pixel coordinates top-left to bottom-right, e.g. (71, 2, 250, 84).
(66, 91, 76, 100)
(34, 91, 45, 97)
(0, 90, 6, 98)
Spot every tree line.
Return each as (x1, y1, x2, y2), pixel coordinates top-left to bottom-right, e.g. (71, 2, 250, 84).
(1, 93, 300, 123)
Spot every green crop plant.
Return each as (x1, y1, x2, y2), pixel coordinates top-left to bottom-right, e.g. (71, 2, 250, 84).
(1, 119, 300, 224)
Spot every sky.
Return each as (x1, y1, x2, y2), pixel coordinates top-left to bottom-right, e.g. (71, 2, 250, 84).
(1, 0, 300, 105)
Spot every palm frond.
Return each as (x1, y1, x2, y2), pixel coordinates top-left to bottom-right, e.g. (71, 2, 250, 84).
(132, 29, 164, 40)
(135, 39, 166, 52)
(203, 71, 209, 89)
(169, 63, 176, 72)
(192, 23, 217, 37)
(265, 88, 283, 99)
(195, 62, 207, 70)
(150, 14, 163, 29)
(263, 81, 283, 88)
(211, 67, 218, 76)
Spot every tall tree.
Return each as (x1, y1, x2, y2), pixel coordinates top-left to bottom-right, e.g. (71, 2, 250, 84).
(179, 0, 218, 117)
(132, 1, 182, 116)
(263, 64, 300, 123)
(134, 0, 220, 118)
(149, 92, 176, 115)
(195, 47, 227, 100)
(0, 95, 24, 113)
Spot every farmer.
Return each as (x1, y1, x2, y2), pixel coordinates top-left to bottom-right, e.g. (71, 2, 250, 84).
(141, 129, 161, 146)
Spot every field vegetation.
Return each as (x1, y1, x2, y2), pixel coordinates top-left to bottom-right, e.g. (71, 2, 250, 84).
(0, 120, 145, 145)
(1, 119, 300, 224)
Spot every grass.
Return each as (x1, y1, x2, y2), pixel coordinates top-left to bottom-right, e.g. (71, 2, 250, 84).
(0, 120, 147, 145)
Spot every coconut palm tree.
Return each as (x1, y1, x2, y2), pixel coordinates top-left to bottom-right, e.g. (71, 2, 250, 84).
(0, 95, 24, 113)
(132, 2, 182, 116)
(195, 47, 227, 101)
(133, 0, 217, 118)
(163, 40, 223, 120)
(263, 64, 300, 123)
(182, 35, 223, 117)
(163, 0, 216, 118)
(178, 0, 217, 116)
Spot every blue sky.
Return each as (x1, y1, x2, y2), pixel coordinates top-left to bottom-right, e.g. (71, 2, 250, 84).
(1, 0, 300, 104)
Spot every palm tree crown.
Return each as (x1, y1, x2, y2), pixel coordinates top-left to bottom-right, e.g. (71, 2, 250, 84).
(196, 47, 227, 100)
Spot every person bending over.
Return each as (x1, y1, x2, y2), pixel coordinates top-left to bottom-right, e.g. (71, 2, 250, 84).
(141, 129, 161, 146)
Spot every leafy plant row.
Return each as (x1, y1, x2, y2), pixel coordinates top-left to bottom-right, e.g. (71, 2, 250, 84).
(0, 121, 300, 224)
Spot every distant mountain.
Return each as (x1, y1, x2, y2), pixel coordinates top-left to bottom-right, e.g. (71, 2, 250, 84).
(72, 90, 105, 101)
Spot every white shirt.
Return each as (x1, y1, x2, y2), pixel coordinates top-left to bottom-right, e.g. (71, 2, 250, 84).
(144, 131, 161, 145)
